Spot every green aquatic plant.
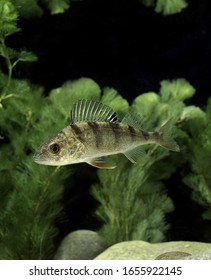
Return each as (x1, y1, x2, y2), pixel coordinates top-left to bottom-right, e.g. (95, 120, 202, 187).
(1, 74, 211, 257)
(11, 0, 71, 18)
(3, 0, 83, 19)
(181, 101, 211, 220)
(0, 76, 102, 259)
(0, 0, 37, 100)
(140, 0, 188, 15)
(91, 79, 194, 246)
(0, 0, 211, 260)
(42, 0, 71, 15)
(0, 1, 97, 260)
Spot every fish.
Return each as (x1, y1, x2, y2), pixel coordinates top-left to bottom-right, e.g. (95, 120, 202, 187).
(34, 99, 179, 169)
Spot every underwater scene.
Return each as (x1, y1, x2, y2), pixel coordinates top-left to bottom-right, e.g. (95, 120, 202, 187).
(0, 0, 211, 260)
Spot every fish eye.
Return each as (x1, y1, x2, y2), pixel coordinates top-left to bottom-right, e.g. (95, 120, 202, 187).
(49, 143, 60, 154)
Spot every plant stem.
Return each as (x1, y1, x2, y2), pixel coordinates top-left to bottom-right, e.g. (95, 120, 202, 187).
(0, 34, 13, 96)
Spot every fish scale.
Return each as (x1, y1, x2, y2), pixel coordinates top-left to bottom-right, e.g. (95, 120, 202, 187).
(71, 122, 142, 154)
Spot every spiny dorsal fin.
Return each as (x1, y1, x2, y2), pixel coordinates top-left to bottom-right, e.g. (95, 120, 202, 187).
(70, 100, 118, 124)
(121, 111, 143, 131)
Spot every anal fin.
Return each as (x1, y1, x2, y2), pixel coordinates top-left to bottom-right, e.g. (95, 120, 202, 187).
(87, 157, 116, 169)
(124, 146, 145, 163)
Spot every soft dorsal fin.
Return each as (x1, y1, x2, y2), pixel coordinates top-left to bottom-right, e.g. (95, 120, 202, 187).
(70, 100, 118, 124)
(121, 111, 143, 130)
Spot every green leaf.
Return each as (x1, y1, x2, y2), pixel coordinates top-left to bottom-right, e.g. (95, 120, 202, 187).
(18, 50, 38, 62)
(132, 92, 159, 116)
(0, 44, 18, 59)
(49, 78, 101, 121)
(155, 0, 188, 15)
(101, 87, 129, 119)
(12, 0, 43, 19)
(43, 0, 70, 15)
(0, 0, 20, 36)
(0, 0, 18, 21)
(160, 79, 196, 103)
(139, 0, 188, 16)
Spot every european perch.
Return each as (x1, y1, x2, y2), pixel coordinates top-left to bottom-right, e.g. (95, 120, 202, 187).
(34, 100, 179, 169)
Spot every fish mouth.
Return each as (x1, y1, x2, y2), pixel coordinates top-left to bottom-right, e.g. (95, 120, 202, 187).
(33, 154, 45, 164)
(34, 156, 55, 166)
(33, 146, 51, 165)
(33, 152, 62, 166)
(33, 152, 48, 165)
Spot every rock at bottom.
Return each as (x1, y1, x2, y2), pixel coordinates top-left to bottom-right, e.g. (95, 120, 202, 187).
(95, 240, 211, 260)
(54, 230, 106, 260)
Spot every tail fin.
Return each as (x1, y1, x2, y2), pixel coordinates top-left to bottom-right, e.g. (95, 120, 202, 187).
(158, 119, 180, 152)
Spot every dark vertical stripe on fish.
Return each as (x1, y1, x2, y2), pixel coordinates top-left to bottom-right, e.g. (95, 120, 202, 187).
(141, 130, 150, 141)
(108, 123, 120, 146)
(87, 122, 101, 148)
(128, 125, 137, 141)
(71, 124, 84, 142)
(152, 131, 160, 141)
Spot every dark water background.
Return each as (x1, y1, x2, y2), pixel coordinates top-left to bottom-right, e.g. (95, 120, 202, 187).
(8, 0, 211, 242)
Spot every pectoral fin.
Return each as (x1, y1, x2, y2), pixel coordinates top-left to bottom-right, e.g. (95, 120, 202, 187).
(87, 157, 116, 169)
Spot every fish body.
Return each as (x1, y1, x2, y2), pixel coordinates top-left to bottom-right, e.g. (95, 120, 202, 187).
(34, 100, 179, 169)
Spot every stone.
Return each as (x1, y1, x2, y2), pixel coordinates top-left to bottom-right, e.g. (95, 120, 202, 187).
(155, 251, 191, 260)
(95, 240, 211, 260)
(182, 253, 211, 260)
(54, 230, 106, 260)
